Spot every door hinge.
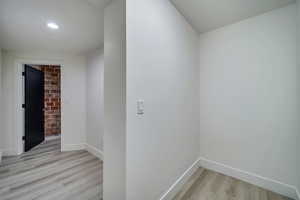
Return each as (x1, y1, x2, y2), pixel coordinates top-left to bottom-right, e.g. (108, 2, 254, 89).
(22, 72, 25, 76)
(22, 136, 25, 141)
(22, 104, 25, 108)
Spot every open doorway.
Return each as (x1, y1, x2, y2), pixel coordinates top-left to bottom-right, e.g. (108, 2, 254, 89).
(23, 64, 61, 152)
(0, 0, 104, 198)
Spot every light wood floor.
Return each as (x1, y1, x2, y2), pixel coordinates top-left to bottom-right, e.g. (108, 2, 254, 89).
(0, 139, 103, 200)
(173, 168, 293, 200)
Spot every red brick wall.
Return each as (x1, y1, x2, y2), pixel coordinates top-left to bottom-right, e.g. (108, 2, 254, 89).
(41, 66, 61, 137)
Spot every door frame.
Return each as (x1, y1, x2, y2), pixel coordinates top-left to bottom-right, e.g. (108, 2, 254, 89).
(14, 59, 63, 155)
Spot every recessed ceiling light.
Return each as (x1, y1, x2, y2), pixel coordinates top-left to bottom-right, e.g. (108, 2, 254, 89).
(47, 22, 59, 30)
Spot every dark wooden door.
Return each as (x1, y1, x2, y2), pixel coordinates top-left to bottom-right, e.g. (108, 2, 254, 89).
(24, 65, 44, 152)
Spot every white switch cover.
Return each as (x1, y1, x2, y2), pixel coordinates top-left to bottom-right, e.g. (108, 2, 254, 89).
(137, 100, 144, 115)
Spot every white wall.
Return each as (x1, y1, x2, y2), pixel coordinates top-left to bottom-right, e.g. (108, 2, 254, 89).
(126, 0, 200, 199)
(0, 50, 87, 154)
(297, 0, 300, 196)
(86, 48, 104, 152)
(1, 51, 17, 155)
(104, 0, 126, 199)
(0, 49, 2, 155)
(198, 4, 299, 198)
(61, 54, 87, 150)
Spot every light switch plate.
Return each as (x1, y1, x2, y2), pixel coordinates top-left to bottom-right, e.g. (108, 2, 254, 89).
(137, 100, 144, 115)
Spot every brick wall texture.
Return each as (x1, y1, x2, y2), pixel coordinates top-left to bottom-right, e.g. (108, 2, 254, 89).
(35, 65, 61, 137)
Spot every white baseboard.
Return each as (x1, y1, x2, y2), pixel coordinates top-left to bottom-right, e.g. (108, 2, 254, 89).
(85, 143, 104, 160)
(2, 149, 18, 157)
(198, 157, 298, 200)
(159, 158, 201, 200)
(61, 143, 103, 161)
(62, 143, 85, 152)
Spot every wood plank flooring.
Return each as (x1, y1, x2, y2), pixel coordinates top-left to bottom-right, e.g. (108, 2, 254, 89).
(173, 168, 293, 200)
(0, 139, 103, 200)
(1, 139, 292, 200)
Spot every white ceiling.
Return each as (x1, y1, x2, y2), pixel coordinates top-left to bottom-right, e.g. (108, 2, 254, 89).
(0, 0, 108, 54)
(0, 0, 295, 53)
(171, 0, 295, 33)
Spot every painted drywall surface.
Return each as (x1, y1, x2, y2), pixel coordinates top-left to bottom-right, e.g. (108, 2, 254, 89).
(60, 55, 87, 149)
(1, 51, 16, 154)
(104, 0, 126, 199)
(0, 49, 2, 152)
(126, 0, 200, 199)
(199, 4, 299, 189)
(86, 48, 104, 152)
(297, 0, 300, 195)
(0, 50, 87, 154)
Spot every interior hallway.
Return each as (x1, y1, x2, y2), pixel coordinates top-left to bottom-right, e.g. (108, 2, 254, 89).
(173, 169, 292, 200)
(0, 139, 103, 200)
